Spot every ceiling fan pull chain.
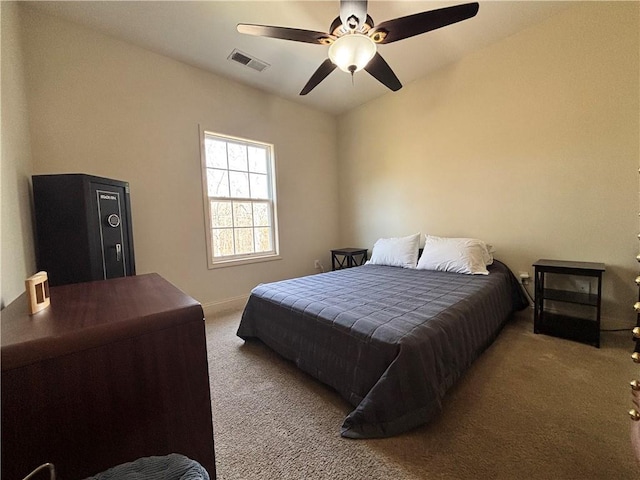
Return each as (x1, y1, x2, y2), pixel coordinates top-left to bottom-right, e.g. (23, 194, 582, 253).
(349, 64, 356, 86)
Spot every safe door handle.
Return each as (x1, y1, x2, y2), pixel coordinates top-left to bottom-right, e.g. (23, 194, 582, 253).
(115, 243, 122, 262)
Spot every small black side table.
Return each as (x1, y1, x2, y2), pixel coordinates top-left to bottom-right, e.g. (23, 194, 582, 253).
(331, 248, 368, 271)
(533, 259, 605, 348)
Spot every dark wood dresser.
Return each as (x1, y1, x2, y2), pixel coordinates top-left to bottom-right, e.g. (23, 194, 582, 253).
(1, 273, 216, 480)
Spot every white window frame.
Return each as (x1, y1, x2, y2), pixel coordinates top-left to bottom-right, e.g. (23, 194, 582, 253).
(200, 128, 280, 269)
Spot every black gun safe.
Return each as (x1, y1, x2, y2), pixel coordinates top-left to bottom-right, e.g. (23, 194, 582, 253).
(32, 174, 136, 287)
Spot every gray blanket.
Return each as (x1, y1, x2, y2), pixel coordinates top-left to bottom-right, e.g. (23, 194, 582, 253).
(237, 261, 527, 438)
(84, 454, 209, 480)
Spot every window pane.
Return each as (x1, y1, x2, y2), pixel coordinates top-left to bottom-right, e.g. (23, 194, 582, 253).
(233, 202, 253, 227)
(248, 146, 267, 173)
(229, 171, 249, 198)
(212, 228, 234, 257)
(205, 138, 228, 169)
(210, 201, 232, 227)
(202, 132, 278, 263)
(253, 202, 271, 227)
(228, 143, 248, 171)
(235, 228, 254, 254)
(250, 173, 269, 199)
(254, 227, 272, 253)
(207, 169, 229, 197)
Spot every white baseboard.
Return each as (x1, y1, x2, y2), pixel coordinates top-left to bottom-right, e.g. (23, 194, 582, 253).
(201, 294, 249, 319)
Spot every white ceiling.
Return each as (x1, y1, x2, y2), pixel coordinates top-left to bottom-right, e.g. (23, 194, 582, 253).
(26, 1, 571, 115)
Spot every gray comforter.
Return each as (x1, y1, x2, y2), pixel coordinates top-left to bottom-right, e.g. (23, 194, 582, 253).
(237, 261, 527, 438)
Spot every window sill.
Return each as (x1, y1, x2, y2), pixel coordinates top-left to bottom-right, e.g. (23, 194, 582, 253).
(208, 254, 281, 270)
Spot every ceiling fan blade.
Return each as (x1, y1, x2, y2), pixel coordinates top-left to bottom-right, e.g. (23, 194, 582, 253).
(370, 2, 479, 44)
(364, 53, 402, 92)
(237, 24, 333, 45)
(300, 59, 338, 95)
(340, 0, 368, 31)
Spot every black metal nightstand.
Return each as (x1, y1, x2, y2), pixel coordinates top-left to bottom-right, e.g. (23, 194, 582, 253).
(533, 259, 605, 347)
(331, 248, 368, 271)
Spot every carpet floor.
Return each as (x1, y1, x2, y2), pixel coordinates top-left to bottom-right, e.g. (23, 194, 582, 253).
(205, 309, 638, 479)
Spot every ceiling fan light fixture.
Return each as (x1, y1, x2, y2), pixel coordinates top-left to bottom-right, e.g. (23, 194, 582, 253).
(328, 33, 376, 73)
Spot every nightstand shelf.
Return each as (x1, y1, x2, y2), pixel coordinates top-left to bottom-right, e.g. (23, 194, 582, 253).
(541, 288, 599, 307)
(533, 259, 605, 348)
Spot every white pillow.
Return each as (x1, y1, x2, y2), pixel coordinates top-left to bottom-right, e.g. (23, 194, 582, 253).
(366, 233, 420, 269)
(436, 235, 494, 265)
(485, 244, 495, 266)
(416, 235, 492, 275)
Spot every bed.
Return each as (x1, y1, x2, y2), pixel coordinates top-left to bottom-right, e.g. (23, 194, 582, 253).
(237, 238, 527, 439)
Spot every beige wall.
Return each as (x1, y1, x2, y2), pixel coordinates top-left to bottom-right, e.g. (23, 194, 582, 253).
(337, 2, 640, 326)
(4, 3, 638, 326)
(1, 1, 37, 308)
(8, 6, 339, 311)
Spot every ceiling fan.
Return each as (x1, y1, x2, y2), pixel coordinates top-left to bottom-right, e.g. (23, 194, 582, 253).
(237, 1, 479, 95)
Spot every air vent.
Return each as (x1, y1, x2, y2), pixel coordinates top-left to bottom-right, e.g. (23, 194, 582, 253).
(228, 49, 270, 72)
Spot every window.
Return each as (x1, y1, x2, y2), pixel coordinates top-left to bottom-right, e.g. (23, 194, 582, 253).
(200, 130, 279, 267)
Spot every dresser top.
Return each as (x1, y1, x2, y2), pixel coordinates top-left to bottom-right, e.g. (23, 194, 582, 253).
(1, 273, 203, 370)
